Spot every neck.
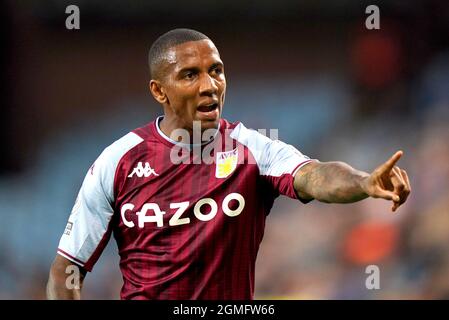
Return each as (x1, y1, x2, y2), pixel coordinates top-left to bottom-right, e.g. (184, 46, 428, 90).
(159, 117, 182, 140)
(158, 116, 219, 145)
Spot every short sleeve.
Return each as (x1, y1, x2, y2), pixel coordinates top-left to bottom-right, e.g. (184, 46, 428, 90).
(57, 151, 115, 271)
(57, 132, 143, 271)
(230, 122, 315, 201)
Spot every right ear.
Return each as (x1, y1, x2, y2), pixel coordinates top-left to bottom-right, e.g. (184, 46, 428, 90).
(149, 80, 168, 104)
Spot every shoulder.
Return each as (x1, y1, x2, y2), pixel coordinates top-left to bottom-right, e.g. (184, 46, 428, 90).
(102, 131, 144, 160)
(226, 120, 272, 148)
(100, 120, 156, 162)
(93, 130, 145, 176)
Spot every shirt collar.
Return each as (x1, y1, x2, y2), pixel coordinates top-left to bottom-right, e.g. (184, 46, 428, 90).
(155, 116, 221, 150)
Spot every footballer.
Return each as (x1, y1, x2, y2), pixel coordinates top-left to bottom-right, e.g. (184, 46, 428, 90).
(47, 29, 410, 300)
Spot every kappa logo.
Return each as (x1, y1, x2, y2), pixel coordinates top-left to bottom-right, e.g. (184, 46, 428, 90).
(128, 162, 159, 178)
(216, 148, 238, 178)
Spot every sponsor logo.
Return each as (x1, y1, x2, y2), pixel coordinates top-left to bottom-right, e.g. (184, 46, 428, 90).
(128, 162, 159, 178)
(121, 193, 245, 228)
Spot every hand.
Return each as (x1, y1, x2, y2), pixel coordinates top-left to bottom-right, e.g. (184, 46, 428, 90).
(361, 151, 411, 212)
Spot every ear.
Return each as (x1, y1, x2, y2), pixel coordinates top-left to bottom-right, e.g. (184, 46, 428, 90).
(149, 80, 168, 104)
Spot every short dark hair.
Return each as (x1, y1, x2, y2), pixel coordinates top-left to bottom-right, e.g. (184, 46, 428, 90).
(148, 28, 210, 80)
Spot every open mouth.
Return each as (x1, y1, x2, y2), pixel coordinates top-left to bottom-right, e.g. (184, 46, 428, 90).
(197, 103, 219, 113)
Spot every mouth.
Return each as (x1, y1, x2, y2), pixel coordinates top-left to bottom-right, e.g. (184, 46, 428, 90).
(196, 102, 220, 121)
(197, 102, 219, 113)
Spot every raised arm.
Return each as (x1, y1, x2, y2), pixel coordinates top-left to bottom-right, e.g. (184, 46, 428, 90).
(46, 255, 86, 299)
(294, 151, 411, 211)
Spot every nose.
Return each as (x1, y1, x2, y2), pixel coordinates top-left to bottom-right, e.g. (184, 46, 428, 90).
(199, 73, 218, 96)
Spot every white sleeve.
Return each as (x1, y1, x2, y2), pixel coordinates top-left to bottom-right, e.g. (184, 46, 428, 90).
(57, 132, 143, 271)
(230, 122, 315, 200)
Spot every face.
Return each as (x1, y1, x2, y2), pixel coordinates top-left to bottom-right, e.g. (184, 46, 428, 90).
(152, 39, 226, 133)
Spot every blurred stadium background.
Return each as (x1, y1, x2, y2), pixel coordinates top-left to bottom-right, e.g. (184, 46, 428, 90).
(1, 0, 449, 299)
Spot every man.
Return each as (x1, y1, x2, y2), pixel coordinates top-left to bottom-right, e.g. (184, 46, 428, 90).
(47, 28, 411, 300)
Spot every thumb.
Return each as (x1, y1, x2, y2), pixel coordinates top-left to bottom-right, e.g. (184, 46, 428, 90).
(374, 189, 400, 202)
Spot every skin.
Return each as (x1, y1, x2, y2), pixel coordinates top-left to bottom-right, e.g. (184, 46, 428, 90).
(46, 39, 411, 299)
(46, 254, 86, 299)
(46, 39, 227, 299)
(149, 39, 226, 139)
(294, 150, 411, 212)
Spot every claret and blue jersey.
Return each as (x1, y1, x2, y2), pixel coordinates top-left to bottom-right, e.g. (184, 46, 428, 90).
(57, 116, 313, 299)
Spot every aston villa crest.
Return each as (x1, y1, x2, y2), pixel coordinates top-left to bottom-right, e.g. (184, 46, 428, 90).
(215, 148, 238, 178)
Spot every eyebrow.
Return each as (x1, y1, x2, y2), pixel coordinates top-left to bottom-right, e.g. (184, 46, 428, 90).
(209, 62, 224, 69)
(177, 66, 200, 75)
(177, 61, 224, 74)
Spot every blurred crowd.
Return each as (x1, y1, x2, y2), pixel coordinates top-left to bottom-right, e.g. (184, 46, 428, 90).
(1, 1, 448, 299)
(255, 27, 449, 300)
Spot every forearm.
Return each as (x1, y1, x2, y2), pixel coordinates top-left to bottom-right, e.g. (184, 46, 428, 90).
(46, 274, 82, 300)
(46, 255, 85, 300)
(295, 161, 370, 203)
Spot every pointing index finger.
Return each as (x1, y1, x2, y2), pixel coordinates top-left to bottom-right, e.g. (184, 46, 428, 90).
(380, 150, 403, 173)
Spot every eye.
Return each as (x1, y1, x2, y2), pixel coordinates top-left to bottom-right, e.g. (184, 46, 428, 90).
(184, 72, 195, 79)
(213, 67, 223, 75)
